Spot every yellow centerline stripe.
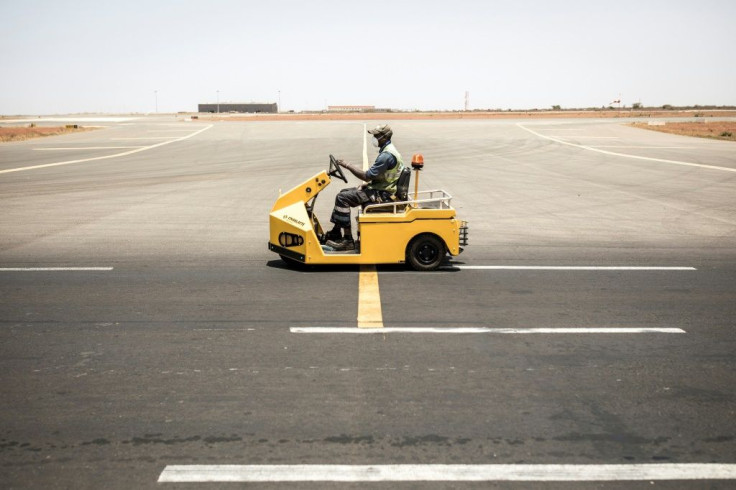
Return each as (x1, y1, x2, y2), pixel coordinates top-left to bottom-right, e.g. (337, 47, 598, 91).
(357, 265, 384, 328)
(357, 124, 384, 328)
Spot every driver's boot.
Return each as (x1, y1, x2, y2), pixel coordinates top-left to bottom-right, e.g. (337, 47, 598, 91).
(323, 227, 342, 243)
(326, 237, 355, 251)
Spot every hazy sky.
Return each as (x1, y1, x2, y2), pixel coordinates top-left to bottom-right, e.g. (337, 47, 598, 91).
(2, 0, 735, 114)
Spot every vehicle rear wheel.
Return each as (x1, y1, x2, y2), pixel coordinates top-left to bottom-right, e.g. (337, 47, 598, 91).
(407, 234, 445, 271)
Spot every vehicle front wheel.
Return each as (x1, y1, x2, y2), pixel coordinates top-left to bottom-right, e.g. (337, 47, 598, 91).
(407, 235, 445, 271)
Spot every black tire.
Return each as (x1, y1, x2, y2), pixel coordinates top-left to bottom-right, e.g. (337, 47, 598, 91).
(407, 234, 445, 271)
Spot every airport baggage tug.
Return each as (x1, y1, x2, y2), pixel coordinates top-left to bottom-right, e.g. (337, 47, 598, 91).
(268, 154, 468, 271)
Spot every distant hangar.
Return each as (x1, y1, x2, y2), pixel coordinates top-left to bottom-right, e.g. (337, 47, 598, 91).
(198, 103, 277, 113)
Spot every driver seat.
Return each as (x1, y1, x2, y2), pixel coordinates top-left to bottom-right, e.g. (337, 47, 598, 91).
(394, 167, 411, 202)
(362, 167, 412, 213)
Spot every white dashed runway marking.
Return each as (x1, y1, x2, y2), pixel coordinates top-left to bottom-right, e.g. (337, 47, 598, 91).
(158, 463, 736, 483)
(447, 265, 696, 271)
(291, 327, 686, 334)
(0, 267, 113, 272)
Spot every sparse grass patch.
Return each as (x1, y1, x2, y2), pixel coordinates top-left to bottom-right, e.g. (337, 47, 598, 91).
(0, 125, 97, 143)
(630, 121, 736, 142)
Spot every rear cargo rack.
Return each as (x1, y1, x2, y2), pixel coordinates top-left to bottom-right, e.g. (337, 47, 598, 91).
(362, 189, 453, 214)
(459, 220, 469, 246)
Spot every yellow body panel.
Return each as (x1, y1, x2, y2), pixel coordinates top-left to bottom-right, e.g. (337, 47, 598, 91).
(268, 171, 463, 266)
(271, 171, 331, 212)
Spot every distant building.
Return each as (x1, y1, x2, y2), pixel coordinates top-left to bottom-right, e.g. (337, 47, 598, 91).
(198, 103, 277, 113)
(328, 105, 376, 112)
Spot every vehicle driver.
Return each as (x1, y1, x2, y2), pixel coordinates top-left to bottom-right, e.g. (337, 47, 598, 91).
(325, 124, 405, 251)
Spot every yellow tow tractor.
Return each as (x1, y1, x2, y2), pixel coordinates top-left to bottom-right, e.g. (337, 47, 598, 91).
(268, 153, 468, 271)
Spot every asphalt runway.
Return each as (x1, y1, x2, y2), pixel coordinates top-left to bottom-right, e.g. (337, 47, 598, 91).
(1, 115, 735, 488)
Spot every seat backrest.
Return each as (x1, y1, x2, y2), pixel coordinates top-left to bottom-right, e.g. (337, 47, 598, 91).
(395, 167, 411, 202)
(362, 167, 412, 214)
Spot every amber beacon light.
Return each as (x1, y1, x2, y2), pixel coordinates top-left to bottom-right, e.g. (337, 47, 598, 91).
(411, 153, 424, 202)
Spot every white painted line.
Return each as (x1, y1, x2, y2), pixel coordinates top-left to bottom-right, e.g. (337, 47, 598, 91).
(290, 327, 686, 334)
(0, 125, 212, 174)
(518, 123, 736, 173)
(0, 267, 113, 271)
(158, 463, 736, 482)
(591, 146, 695, 149)
(150, 123, 198, 127)
(448, 265, 696, 271)
(34, 146, 145, 150)
(557, 136, 620, 139)
(110, 137, 178, 140)
(363, 124, 369, 170)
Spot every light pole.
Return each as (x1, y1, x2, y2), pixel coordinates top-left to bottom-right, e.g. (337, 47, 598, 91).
(217, 90, 220, 114)
(154, 90, 158, 113)
(278, 90, 281, 112)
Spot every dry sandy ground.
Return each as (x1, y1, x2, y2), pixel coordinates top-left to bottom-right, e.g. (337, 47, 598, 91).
(0, 126, 96, 143)
(630, 121, 736, 142)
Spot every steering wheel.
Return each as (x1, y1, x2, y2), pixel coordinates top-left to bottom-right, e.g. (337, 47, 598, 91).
(328, 154, 348, 183)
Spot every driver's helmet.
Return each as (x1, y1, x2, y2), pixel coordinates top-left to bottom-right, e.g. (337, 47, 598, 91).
(367, 124, 393, 140)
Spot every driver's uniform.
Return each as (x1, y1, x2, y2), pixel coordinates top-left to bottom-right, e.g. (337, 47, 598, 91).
(330, 141, 404, 228)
